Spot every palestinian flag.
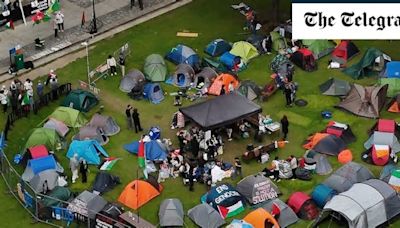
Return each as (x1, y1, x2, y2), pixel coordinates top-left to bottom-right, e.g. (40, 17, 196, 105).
(32, 11, 44, 24)
(100, 157, 120, 170)
(46, 1, 60, 15)
(217, 201, 244, 219)
(5, 20, 14, 30)
(21, 93, 30, 106)
(138, 139, 145, 168)
(389, 169, 400, 193)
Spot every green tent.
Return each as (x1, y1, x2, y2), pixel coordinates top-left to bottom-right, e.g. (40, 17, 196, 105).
(270, 31, 287, 52)
(49, 107, 87, 128)
(302, 40, 335, 59)
(25, 128, 60, 150)
(378, 78, 400, 97)
(343, 48, 391, 80)
(62, 89, 98, 112)
(144, 54, 168, 82)
(237, 80, 262, 101)
(41, 186, 72, 207)
(229, 41, 259, 63)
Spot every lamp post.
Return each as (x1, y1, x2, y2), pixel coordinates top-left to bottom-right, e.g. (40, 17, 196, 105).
(81, 41, 90, 85)
(89, 0, 97, 34)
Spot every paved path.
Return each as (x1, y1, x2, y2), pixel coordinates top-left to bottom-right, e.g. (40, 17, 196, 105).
(0, 0, 188, 82)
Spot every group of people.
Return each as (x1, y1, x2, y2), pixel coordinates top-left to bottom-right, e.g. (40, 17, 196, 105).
(125, 105, 143, 133)
(267, 155, 298, 183)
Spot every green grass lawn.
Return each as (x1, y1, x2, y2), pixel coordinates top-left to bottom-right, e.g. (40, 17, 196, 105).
(2, 0, 400, 227)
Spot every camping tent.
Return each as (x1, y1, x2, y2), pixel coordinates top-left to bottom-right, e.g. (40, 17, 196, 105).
(220, 52, 241, 70)
(158, 199, 184, 227)
(303, 133, 346, 156)
(165, 44, 200, 69)
(388, 94, 400, 112)
(144, 54, 168, 82)
(143, 83, 164, 104)
(302, 40, 335, 59)
(62, 89, 98, 112)
(343, 48, 391, 79)
(88, 113, 120, 136)
(73, 126, 109, 145)
(21, 155, 58, 181)
(227, 219, 254, 228)
(193, 67, 218, 89)
(205, 39, 232, 57)
(314, 154, 333, 175)
(324, 122, 356, 145)
(92, 172, 120, 195)
(388, 169, 400, 192)
(188, 204, 226, 228)
(237, 80, 262, 101)
(205, 183, 245, 219)
(323, 162, 374, 193)
(381, 61, 400, 78)
(123, 140, 167, 161)
(316, 179, 400, 228)
(21, 144, 50, 167)
(380, 163, 398, 183)
(378, 78, 400, 97)
(67, 190, 108, 220)
(118, 179, 162, 210)
(41, 186, 72, 207)
(49, 107, 87, 128)
(311, 184, 337, 208)
(270, 31, 287, 52)
(290, 48, 317, 72)
(179, 93, 261, 130)
(287, 192, 319, 220)
(243, 208, 279, 228)
(364, 131, 400, 153)
(263, 198, 299, 228)
(246, 34, 268, 54)
(229, 41, 259, 63)
(66, 140, 109, 165)
(331, 40, 359, 64)
(208, 73, 239, 96)
(119, 69, 146, 93)
(336, 84, 388, 118)
(236, 174, 280, 205)
(25, 128, 60, 150)
(43, 118, 69, 137)
(172, 64, 195, 88)
(29, 169, 59, 193)
(319, 78, 351, 96)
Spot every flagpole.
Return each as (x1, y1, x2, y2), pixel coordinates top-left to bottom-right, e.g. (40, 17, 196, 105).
(18, 0, 27, 26)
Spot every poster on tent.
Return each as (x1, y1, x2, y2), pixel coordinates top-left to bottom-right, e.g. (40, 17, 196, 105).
(252, 181, 278, 204)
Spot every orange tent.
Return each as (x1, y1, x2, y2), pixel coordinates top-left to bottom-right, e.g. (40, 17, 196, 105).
(208, 73, 239, 96)
(388, 95, 400, 113)
(303, 133, 329, 150)
(338, 149, 353, 164)
(118, 180, 162, 210)
(243, 208, 280, 228)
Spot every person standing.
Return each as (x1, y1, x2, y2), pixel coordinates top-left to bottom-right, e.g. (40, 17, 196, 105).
(119, 52, 126, 76)
(132, 108, 143, 133)
(10, 80, 17, 97)
(234, 157, 242, 179)
(53, 18, 59, 38)
(46, 69, 57, 86)
(271, 156, 281, 182)
(125, 105, 133, 130)
(280, 115, 289, 140)
(69, 154, 79, 183)
(131, 0, 144, 10)
(107, 55, 117, 76)
(79, 159, 88, 183)
(188, 164, 194, 191)
(36, 81, 44, 97)
(55, 11, 64, 32)
(289, 155, 297, 180)
(284, 83, 292, 106)
(0, 89, 8, 113)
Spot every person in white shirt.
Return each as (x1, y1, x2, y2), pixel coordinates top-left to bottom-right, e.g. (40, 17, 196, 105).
(55, 11, 64, 32)
(24, 79, 33, 91)
(107, 55, 117, 76)
(228, 81, 235, 93)
(0, 89, 8, 113)
(289, 155, 298, 180)
(271, 156, 281, 182)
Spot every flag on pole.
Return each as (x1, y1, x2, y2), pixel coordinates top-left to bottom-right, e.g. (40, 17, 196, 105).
(138, 139, 145, 168)
(32, 11, 44, 25)
(81, 11, 86, 27)
(5, 20, 14, 30)
(51, 1, 61, 12)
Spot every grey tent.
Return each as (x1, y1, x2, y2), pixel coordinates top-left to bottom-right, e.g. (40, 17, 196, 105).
(319, 78, 351, 96)
(380, 163, 398, 183)
(323, 162, 374, 193)
(236, 174, 280, 205)
(73, 126, 109, 145)
(336, 84, 388, 118)
(29, 169, 59, 193)
(315, 179, 400, 228)
(88, 113, 120, 136)
(119, 69, 146, 93)
(314, 154, 332, 175)
(364, 131, 400, 153)
(67, 190, 108, 220)
(246, 34, 268, 54)
(144, 54, 168, 82)
(159, 198, 184, 227)
(92, 171, 120, 195)
(237, 80, 262, 101)
(188, 204, 225, 228)
(173, 64, 195, 88)
(43, 118, 69, 137)
(193, 67, 218, 89)
(263, 198, 299, 228)
(179, 93, 262, 130)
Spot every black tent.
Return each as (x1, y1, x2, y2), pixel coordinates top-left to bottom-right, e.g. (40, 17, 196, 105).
(92, 172, 120, 194)
(179, 93, 262, 130)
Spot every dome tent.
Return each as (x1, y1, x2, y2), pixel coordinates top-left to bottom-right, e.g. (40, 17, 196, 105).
(48, 107, 87, 128)
(158, 199, 184, 227)
(88, 113, 120, 136)
(165, 44, 200, 70)
(66, 140, 109, 165)
(205, 39, 232, 57)
(61, 89, 98, 112)
(119, 69, 146, 93)
(172, 64, 195, 88)
(229, 41, 259, 63)
(73, 126, 109, 145)
(143, 83, 164, 104)
(236, 174, 280, 205)
(193, 67, 218, 89)
(118, 179, 163, 210)
(25, 128, 61, 150)
(188, 204, 225, 228)
(144, 54, 167, 82)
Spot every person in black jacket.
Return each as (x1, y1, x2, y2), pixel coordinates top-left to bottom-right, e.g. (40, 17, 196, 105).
(79, 159, 88, 183)
(281, 115, 289, 140)
(132, 108, 143, 133)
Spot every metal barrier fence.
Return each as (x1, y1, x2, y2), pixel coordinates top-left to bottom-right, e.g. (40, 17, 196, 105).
(0, 83, 131, 228)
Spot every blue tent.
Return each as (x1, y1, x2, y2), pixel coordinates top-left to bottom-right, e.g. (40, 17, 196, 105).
(205, 39, 232, 57)
(143, 83, 164, 104)
(166, 44, 200, 69)
(220, 52, 240, 69)
(28, 155, 57, 175)
(205, 183, 245, 218)
(66, 140, 109, 165)
(123, 140, 167, 161)
(383, 61, 400, 78)
(311, 184, 337, 208)
(148, 126, 161, 140)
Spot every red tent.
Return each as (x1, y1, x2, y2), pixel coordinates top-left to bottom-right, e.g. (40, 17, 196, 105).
(331, 41, 359, 64)
(28, 145, 49, 159)
(287, 192, 319, 220)
(377, 119, 395, 133)
(371, 145, 390, 166)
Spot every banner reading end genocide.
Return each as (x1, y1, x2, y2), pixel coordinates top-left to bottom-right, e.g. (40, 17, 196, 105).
(292, 0, 400, 39)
